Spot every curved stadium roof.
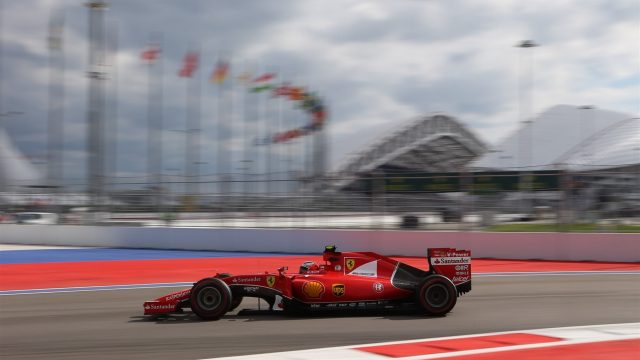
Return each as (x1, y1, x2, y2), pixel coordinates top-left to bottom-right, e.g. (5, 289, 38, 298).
(470, 105, 638, 171)
(336, 114, 487, 186)
(558, 117, 640, 171)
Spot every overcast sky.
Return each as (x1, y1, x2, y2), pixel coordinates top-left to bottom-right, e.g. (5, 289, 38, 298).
(1, 0, 639, 186)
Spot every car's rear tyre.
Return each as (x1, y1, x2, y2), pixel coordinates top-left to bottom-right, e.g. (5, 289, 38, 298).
(190, 278, 232, 320)
(416, 275, 457, 316)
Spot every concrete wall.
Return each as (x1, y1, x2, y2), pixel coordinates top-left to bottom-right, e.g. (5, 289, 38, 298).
(1, 225, 638, 262)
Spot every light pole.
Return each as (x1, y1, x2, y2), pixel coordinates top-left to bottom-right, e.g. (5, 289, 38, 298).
(516, 39, 539, 215)
(86, 1, 108, 213)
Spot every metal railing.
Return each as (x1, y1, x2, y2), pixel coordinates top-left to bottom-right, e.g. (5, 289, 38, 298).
(1, 167, 638, 231)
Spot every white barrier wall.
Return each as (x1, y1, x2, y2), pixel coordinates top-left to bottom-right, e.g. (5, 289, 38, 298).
(0, 225, 638, 262)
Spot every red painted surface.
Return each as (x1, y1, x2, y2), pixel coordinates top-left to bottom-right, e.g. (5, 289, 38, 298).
(0, 256, 308, 290)
(1, 256, 639, 291)
(442, 338, 640, 360)
(357, 333, 561, 357)
(396, 257, 640, 273)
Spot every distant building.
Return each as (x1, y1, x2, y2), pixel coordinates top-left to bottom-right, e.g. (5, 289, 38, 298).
(470, 105, 638, 171)
(335, 113, 487, 189)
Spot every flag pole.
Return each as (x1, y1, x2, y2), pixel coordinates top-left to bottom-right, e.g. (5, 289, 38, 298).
(216, 54, 224, 203)
(47, 12, 65, 214)
(227, 56, 234, 204)
(145, 32, 163, 213)
(156, 34, 164, 214)
(276, 68, 284, 195)
(239, 61, 248, 206)
(266, 76, 273, 198)
(258, 63, 266, 195)
(192, 44, 202, 205)
(215, 54, 226, 202)
(107, 20, 118, 213)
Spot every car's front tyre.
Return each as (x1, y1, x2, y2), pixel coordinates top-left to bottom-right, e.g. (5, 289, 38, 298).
(190, 278, 232, 320)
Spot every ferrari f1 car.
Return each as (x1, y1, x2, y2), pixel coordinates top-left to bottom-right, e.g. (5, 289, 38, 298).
(143, 246, 471, 320)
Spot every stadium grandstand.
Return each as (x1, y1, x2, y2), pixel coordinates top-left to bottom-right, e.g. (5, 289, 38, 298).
(332, 105, 638, 220)
(334, 114, 487, 188)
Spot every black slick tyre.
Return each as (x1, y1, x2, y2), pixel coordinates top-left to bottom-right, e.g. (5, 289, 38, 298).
(190, 278, 232, 320)
(416, 275, 457, 316)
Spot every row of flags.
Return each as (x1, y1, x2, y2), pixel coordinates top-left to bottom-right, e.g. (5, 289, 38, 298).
(141, 46, 327, 145)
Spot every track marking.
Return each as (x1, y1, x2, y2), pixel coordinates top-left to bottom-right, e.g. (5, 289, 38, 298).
(1, 271, 637, 296)
(199, 323, 640, 359)
(0, 244, 87, 251)
(480, 271, 640, 277)
(0, 282, 193, 296)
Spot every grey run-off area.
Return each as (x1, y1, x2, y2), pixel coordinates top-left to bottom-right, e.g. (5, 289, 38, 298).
(1, 274, 638, 360)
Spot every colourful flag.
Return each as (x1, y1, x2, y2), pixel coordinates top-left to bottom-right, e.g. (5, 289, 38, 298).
(300, 93, 320, 110)
(178, 51, 199, 77)
(287, 87, 305, 101)
(250, 84, 274, 93)
(273, 83, 292, 97)
(236, 71, 252, 84)
(210, 60, 229, 84)
(141, 46, 160, 64)
(252, 73, 276, 82)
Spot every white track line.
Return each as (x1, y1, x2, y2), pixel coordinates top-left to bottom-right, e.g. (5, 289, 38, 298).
(0, 244, 88, 251)
(201, 323, 640, 360)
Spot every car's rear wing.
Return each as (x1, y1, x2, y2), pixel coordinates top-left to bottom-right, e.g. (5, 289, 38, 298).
(427, 248, 471, 295)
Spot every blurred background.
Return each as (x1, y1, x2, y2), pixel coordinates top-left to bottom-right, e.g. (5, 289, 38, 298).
(0, 0, 638, 231)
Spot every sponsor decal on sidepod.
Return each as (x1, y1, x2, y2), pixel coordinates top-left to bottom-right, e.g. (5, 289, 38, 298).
(302, 281, 325, 298)
(332, 284, 345, 297)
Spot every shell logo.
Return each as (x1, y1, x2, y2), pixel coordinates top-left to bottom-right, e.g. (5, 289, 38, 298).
(302, 281, 325, 298)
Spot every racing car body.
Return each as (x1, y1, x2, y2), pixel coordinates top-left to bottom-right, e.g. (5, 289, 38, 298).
(143, 246, 471, 320)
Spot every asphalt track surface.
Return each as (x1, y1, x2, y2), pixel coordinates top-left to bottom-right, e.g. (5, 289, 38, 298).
(1, 274, 639, 360)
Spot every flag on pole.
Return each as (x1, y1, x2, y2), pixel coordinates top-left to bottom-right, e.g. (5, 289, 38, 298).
(250, 83, 274, 93)
(210, 60, 229, 84)
(287, 86, 305, 101)
(141, 46, 160, 64)
(236, 71, 252, 84)
(273, 83, 292, 97)
(178, 51, 199, 77)
(252, 73, 276, 83)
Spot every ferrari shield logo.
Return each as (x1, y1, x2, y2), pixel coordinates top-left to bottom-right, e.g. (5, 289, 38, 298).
(266, 275, 276, 288)
(332, 284, 345, 297)
(346, 259, 356, 271)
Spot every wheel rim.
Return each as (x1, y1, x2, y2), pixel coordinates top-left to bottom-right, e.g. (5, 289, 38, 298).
(424, 283, 449, 308)
(197, 286, 222, 311)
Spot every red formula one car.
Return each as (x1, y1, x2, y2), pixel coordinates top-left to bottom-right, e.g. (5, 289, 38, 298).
(143, 246, 471, 320)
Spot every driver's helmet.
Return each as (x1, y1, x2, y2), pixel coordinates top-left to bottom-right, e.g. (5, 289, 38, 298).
(299, 261, 319, 274)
